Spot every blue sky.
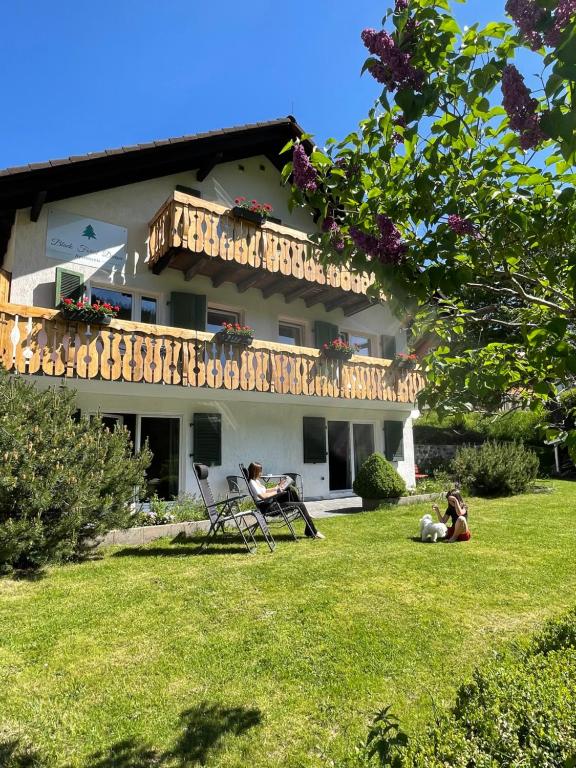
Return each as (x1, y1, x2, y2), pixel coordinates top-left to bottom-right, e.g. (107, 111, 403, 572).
(1, 1, 510, 169)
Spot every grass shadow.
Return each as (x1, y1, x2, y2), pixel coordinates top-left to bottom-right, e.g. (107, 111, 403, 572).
(112, 545, 251, 558)
(80, 702, 262, 767)
(0, 729, 48, 767)
(8, 568, 47, 582)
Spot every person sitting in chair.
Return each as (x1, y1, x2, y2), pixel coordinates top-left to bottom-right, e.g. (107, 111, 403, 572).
(247, 462, 325, 539)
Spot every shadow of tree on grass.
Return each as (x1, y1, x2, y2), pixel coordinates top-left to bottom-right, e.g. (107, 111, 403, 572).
(82, 702, 262, 767)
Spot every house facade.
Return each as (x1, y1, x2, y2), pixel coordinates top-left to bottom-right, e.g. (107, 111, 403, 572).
(0, 117, 422, 500)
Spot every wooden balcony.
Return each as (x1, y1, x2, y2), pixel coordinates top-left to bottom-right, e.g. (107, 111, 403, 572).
(0, 303, 423, 403)
(148, 192, 377, 316)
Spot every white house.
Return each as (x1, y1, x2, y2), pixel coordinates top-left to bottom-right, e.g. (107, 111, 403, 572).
(0, 117, 422, 500)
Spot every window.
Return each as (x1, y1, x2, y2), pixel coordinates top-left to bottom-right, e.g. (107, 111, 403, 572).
(90, 286, 159, 324)
(140, 296, 157, 325)
(206, 307, 241, 335)
(278, 322, 304, 346)
(384, 420, 404, 462)
(381, 334, 396, 359)
(341, 332, 372, 356)
(90, 287, 133, 321)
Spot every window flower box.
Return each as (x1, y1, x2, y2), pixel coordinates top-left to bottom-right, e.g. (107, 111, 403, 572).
(393, 353, 418, 371)
(59, 297, 119, 325)
(215, 322, 255, 346)
(231, 198, 273, 226)
(321, 338, 358, 361)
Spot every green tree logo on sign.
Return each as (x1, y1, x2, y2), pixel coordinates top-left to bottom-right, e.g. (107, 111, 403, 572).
(82, 224, 96, 240)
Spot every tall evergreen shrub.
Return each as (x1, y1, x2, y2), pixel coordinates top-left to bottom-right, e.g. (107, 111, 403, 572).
(0, 370, 150, 570)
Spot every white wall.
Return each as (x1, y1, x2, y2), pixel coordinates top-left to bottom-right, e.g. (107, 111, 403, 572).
(59, 382, 416, 499)
(7, 157, 406, 351)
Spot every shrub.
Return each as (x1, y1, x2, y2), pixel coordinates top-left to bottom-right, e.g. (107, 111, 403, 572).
(451, 440, 539, 496)
(363, 607, 576, 768)
(0, 370, 151, 571)
(135, 493, 208, 526)
(353, 453, 406, 499)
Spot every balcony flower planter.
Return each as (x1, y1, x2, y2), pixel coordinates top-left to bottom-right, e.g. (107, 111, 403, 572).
(231, 198, 273, 226)
(322, 348, 354, 361)
(215, 331, 253, 346)
(215, 322, 255, 346)
(59, 298, 118, 326)
(321, 337, 358, 362)
(231, 206, 266, 226)
(393, 354, 417, 372)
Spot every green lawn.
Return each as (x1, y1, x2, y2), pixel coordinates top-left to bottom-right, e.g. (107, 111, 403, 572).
(1, 482, 576, 768)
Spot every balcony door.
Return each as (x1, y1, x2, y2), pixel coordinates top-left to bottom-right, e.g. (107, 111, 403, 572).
(352, 423, 375, 478)
(328, 421, 351, 491)
(139, 417, 181, 500)
(328, 421, 375, 492)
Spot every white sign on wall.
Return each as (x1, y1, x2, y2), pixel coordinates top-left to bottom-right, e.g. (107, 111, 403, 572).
(46, 209, 127, 275)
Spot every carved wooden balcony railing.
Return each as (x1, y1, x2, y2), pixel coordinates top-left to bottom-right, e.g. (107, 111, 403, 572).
(148, 191, 377, 316)
(0, 303, 423, 403)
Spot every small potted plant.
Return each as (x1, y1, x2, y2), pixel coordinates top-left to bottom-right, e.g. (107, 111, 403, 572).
(59, 296, 119, 325)
(231, 197, 273, 225)
(321, 337, 359, 361)
(393, 352, 418, 371)
(216, 322, 255, 346)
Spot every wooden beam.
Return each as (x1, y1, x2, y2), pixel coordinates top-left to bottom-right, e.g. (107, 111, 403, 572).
(236, 272, 262, 293)
(305, 288, 335, 308)
(324, 294, 351, 312)
(30, 190, 47, 222)
(196, 152, 223, 182)
(211, 265, 233, 288)
(343, 298, 374, 316)
(151, 252, 173, 275)
(184, 258, 208, 281)
(261, 277, 287, 299)
(284, 283, 316, 303)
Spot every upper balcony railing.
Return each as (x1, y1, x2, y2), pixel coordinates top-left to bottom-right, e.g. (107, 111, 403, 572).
(148, 192, 377, 316)
(0, 302, 423, 404)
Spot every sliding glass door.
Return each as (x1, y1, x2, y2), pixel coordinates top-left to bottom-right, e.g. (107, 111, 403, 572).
(139, 417, 180, 500)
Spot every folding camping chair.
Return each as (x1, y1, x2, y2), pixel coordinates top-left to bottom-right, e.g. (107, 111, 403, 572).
(239, 464, 307, 541)
(193, 464, 275, 553)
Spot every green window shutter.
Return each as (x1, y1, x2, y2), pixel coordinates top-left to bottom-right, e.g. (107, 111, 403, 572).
(384, 421, 404, 462)
(314, 320, 339, 349)
(381, 334, 396, 359)
(55, 267, 85, 306)
(303, 416, 327, 463)
(170, 292, 206, 330)
(192, 413, 221, 466)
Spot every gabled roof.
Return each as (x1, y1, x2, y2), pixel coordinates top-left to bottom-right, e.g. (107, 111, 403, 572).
(0, 116, 306, 212)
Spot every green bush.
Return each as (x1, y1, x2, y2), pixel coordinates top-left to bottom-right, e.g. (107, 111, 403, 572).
(451, 440, 539, 496)
(353, 453, 406, 499)
(363, 607, 576, 768)
(0, 370, 151, 571)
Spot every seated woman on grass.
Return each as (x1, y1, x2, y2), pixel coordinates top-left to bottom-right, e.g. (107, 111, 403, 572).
(433, 489, 471, 543)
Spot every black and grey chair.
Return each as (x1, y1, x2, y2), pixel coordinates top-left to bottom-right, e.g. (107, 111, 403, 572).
(226, 475, 244, 495)
(194, 464, 275, 554)
(239, 463, 306, 541)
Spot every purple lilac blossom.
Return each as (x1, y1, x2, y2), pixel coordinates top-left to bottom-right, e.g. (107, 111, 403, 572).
(361, 28, 424, 92)
(545, 0, 576, 45)
(447, 215, 477, 236)
(292, 144, 318, 193)
(505, 0, 545, 49)
(350, 217, 406, 264)
(501, 65, 545, 150)
(322, 216, 345, 252)
(395, 0, 408, 10)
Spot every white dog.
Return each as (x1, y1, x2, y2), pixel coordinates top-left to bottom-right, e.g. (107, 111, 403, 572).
(419, 514, 448, 543)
